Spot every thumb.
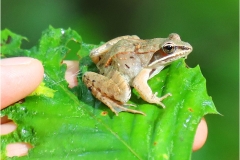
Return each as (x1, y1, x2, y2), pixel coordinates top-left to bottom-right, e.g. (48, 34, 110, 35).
(1, 57, 44, 109)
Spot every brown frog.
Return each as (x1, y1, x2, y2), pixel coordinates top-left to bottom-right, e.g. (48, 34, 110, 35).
(83, 33, 192, 116)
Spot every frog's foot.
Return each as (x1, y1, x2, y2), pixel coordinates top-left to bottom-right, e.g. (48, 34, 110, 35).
(123, 103, 137, 108)
(101, 96, 146, 116)
(151, 92, 172, 108)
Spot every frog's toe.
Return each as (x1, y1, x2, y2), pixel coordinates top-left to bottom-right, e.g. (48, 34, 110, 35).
(156, 101, 166, 109)
(100, 96, 145, 116)
(153, 93, 172, 108)
(123, 103, 137, 108)
(160, 93, 172, 100)
(112, 105, 146, 116)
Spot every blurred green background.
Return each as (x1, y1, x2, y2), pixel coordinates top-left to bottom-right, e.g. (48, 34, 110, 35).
(2, 0, 238, 159)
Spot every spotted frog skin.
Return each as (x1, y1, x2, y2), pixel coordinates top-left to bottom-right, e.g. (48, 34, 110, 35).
(83, 33, 192, 116)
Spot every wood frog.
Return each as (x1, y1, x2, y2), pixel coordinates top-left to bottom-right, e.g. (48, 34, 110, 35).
(83, 33, 192, 116)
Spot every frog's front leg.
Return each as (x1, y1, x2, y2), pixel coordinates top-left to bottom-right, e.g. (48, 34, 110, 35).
(132, 68, 172, 108)
(83, 71, 145, 116)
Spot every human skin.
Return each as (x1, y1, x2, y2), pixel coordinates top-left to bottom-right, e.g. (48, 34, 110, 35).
(0, 57, 207, 157)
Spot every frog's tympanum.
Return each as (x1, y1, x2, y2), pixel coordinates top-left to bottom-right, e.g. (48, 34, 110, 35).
(83, 33, 192, 116)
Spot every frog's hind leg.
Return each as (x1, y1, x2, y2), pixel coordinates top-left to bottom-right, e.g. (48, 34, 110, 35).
(90, 35, 140, 64)
(83, 71, 145, 116)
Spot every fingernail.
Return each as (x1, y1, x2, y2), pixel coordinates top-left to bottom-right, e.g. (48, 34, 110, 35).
(0, 57, 34, 66)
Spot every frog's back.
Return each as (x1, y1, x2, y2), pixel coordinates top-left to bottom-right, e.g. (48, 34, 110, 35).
(90, 35, 140, 64)
(96, 39, 153, 83)
(96, 39, 138, 67)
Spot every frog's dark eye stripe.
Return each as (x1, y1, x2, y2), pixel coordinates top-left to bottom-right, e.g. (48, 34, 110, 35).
(177, 46, 192, 50)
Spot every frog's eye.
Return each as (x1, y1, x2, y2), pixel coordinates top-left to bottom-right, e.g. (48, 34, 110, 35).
(162, 43, 175, 54)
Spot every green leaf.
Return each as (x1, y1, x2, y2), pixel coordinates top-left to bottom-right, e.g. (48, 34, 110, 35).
(1, 29, 27, 58)
(1, 27, 218, 160)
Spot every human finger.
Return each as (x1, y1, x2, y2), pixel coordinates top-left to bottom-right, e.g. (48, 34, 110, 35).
(1, 57, 44, 109)
(192, 118, 208, 151)
(63, 60, 79, 88)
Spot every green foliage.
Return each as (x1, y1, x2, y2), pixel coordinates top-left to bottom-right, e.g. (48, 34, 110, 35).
(1, 27, 218, 160)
